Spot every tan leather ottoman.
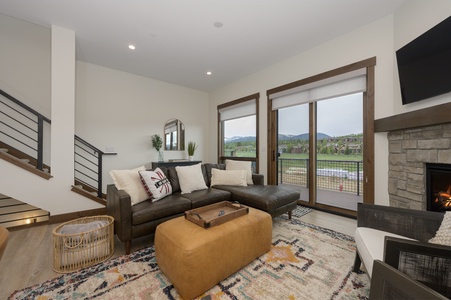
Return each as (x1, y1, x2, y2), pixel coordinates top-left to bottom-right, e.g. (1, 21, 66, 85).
(155, 207, 272, 300)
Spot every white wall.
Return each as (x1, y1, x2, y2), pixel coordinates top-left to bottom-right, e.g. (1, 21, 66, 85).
(75, 62, 210, 191)
(209, 1, 451, 206)
(0, 13, 51, 116)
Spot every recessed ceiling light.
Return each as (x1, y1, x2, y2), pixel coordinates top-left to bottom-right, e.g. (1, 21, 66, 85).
(206, 71, 212, 75)
(128, 45, 136, 50)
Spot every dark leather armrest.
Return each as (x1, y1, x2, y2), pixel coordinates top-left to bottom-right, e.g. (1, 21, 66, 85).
(252, 174, 264, 185)
(107, 184, 132, 242)
(356, 203, 443, 242)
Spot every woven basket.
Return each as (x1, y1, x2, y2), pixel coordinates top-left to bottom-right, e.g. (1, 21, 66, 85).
(53, 215, 114, 273)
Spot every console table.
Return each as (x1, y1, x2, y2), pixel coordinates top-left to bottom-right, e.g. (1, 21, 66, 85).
(151, 161, 201, 169)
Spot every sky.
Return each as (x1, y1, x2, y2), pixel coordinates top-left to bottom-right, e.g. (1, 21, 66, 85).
(225, 93, 363, 138)
(278, 93, 363, 137)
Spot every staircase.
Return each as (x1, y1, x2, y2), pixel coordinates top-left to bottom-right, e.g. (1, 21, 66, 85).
(0, 193, 49, 228)
(0, 89, 107, 225)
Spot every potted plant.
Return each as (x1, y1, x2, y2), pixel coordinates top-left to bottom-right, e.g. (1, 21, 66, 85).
(187, 141, 198, 161)
(151, 134, 164, 161)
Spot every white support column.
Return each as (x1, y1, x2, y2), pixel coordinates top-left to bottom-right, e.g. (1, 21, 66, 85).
(50, 26, 76, 189)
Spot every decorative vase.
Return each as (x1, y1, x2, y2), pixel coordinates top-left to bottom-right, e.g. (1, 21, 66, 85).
(188, 156, 194, 161)
(158, 150, 164, 162)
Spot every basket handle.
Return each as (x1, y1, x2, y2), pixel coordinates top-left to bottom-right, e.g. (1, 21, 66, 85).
(63, 234, 84, 249)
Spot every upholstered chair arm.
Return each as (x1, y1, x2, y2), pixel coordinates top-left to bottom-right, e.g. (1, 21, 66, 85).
(383, 236, 451, 299)
(369, 260, 448, 300)
(356, 203, 443, 242)
(106, 184, 132, 243)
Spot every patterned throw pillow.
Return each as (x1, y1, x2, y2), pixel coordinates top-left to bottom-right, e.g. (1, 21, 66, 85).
(139, 168, 172, 201)
(429, 211, 451, 246)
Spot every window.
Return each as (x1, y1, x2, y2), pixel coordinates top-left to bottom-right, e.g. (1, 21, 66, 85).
(267, 58, 375, 215)
(218, 93, 259, 172)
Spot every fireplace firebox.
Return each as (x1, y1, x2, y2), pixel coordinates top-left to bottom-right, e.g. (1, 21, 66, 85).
(426, 163, 451, 212)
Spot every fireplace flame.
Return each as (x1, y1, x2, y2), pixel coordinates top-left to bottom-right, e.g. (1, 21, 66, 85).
(434, 185, 451, 207)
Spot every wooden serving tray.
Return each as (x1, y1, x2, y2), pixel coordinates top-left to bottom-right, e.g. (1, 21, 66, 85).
(185, 201, 249, 228)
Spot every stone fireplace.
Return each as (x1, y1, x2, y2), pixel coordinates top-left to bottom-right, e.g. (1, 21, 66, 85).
(426, 163, 451, 212)
(388, 123, 451, 211)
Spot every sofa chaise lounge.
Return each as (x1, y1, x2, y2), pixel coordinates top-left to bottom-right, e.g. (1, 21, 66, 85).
(107, 163, 300, 254)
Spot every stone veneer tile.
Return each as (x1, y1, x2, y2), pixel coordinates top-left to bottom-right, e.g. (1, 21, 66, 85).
(443, 124, 451, 137)
(389, 165, 405, 172)
(398, 190, 423, 202)
(403, 166, 424, 175)
(406, 149, 437, 163)
(438, 150, 451, 164)
(389, 153, 406, 165)
(402, 139, 417, 150)
(389, 141, 402, 153)
(418, 139, 450, 149)
(388, 131, 404, 140)
(407, 172, 423, 182)
(389, 170, 407, 180)
(409, 130, 444, 139)
(406, 183, 424, 194)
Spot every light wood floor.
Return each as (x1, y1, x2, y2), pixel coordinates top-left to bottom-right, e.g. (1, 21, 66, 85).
(0, 209, 356, 299)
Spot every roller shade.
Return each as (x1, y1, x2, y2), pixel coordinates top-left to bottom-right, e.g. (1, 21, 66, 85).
(271, 68, 366, 110)
(219, 100, 256, 121)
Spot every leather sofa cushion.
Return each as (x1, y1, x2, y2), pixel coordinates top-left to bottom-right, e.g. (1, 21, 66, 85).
(180, 188, 231, 208)
(167, 168, 181, 193)
(131, 194, 191, 225)
(215, 185, 299, 212)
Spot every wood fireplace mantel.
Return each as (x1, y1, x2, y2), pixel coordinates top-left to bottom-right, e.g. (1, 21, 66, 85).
(374, 102, 451, 132)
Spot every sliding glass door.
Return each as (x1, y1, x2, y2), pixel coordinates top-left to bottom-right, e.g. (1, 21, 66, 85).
(315, 93, 363, 210)
(268, 58, 375, 216)
(277, 103, 310, 201)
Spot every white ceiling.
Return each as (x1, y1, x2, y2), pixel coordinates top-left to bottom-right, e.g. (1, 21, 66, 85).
(0, 0, 407, 92)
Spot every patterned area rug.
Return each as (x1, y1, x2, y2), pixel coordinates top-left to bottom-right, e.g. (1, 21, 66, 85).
(9, 209, 369, 299)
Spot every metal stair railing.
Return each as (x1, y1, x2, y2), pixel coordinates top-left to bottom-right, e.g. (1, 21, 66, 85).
(0, 89, 51, 171)
(74, 135, 104, 198)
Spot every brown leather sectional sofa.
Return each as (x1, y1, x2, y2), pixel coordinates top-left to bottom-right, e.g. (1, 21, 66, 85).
(107, 163, 300, 254)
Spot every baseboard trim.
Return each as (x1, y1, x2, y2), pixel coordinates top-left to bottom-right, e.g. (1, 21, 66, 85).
(49, 207, 107, 224)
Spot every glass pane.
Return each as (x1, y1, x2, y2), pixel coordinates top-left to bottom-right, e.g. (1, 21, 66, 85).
(277, 104, 309, 200)
(223, 115, 256, 158)
(316, 93, 363, 211)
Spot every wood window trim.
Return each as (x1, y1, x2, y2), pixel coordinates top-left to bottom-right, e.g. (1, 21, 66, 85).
(267, 57, 376, 215)
(217, 93, 260, 172)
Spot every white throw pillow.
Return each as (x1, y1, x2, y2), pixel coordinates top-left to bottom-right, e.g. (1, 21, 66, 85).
(429, 211, 451, 246)
(138, 168, 172, 201)
(175, 163, 207, 194)
(109, 166, 148, 206)
(225, 159, 253, 185)
(210, 169, 247, 187)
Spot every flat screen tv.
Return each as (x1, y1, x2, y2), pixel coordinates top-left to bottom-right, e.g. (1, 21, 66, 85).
(396, 16, 451, 105)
